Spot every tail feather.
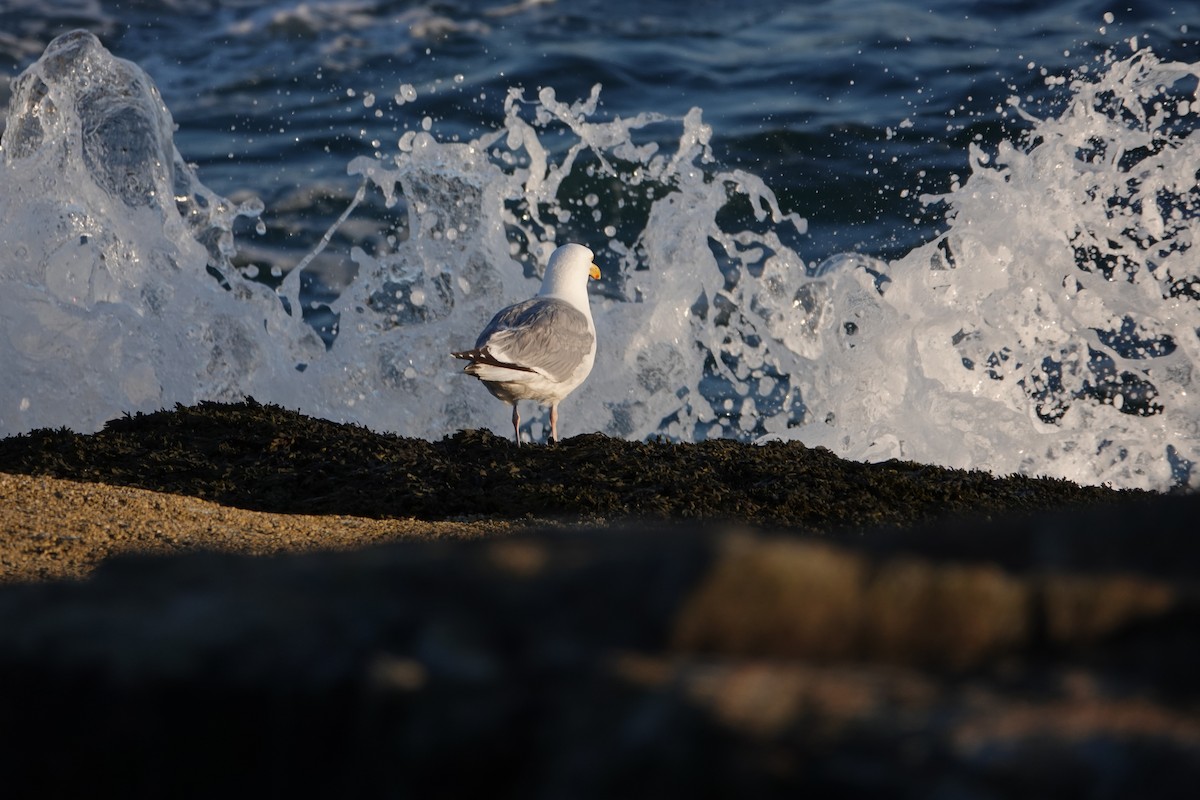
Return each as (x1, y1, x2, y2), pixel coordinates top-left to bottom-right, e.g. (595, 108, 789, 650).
(450, 347, 536, 374)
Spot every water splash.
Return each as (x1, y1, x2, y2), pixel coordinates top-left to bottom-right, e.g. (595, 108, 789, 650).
(789, 47, 1200, 490)
(0, 31, 320, 435)
(309, 83, 809, 445)
(2, 31, 1198, 490)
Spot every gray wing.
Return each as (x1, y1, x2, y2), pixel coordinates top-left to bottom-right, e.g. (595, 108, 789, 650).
(475, 297, 594, 382)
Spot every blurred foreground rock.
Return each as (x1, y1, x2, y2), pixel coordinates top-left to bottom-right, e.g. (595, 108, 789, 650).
(2, 506, 1199, 797)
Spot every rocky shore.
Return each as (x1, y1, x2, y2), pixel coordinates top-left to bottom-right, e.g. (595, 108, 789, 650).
(0, 400, 1197, 797)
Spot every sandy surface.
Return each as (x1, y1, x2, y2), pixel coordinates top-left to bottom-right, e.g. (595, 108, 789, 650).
(0, 471, 526, 583)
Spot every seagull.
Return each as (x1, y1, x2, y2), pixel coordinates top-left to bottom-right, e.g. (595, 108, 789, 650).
(452, 243, 601, 444)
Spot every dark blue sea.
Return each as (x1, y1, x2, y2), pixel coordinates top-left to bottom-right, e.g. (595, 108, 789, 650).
(2, 1, 1199, 490)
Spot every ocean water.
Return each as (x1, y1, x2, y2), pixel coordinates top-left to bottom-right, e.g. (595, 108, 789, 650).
(1, 1, 1198, 491)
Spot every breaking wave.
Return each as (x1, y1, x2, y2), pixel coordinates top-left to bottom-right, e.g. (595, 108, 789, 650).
(2, 31, 1198, 490)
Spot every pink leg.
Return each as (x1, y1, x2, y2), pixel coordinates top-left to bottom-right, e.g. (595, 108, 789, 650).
(549, 403, 559, 443)
(511, 403, 521, 445)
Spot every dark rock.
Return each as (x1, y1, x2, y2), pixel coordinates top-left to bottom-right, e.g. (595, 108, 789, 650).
(0, 520, 1198, 798)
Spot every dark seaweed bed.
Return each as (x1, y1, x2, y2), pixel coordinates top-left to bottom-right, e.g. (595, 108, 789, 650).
(0, 398, 1142, 527)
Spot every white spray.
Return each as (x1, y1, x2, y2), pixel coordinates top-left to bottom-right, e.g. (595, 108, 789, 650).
(2, 32, 1197, 490)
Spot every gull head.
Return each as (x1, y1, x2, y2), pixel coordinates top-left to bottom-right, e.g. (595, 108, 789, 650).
(538, 243, 601, 308)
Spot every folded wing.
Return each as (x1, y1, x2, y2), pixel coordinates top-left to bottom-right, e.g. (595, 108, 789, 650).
(456, 297, 594, 382)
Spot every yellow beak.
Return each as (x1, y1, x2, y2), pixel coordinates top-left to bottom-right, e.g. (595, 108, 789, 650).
(589, 263, 601, 280)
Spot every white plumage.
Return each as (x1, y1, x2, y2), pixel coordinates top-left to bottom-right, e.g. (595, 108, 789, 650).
(452, 243, 601, 443)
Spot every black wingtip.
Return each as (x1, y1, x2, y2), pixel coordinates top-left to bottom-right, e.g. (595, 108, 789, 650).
(451, 347, 537, 374)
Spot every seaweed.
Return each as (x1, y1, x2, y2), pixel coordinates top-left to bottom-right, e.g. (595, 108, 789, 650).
(0, 398, 1143, 529)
